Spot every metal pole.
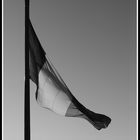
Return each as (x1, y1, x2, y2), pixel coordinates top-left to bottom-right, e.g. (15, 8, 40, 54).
(24, 0, 30, 140)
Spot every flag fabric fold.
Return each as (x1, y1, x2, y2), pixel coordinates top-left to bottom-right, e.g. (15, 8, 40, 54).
(28, 19, 111, 130)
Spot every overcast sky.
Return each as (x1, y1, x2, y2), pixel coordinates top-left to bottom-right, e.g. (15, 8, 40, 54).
(4, 0, 137, 140)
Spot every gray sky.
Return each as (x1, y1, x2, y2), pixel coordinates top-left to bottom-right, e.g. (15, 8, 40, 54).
(4, 0, 137, 140)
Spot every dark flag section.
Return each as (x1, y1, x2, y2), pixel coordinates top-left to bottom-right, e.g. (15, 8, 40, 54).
(29, 19, 111, 130)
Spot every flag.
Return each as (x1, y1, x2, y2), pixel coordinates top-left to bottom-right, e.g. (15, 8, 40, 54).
(28, 19, 111, 130)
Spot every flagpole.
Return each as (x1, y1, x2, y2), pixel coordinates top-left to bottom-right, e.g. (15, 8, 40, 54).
(24, 0, 30, 140)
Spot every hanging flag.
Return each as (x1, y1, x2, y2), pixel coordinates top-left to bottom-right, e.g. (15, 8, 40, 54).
(29, 19, 111, 130)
